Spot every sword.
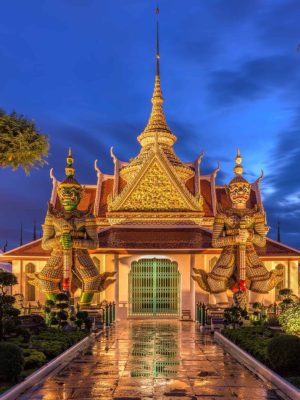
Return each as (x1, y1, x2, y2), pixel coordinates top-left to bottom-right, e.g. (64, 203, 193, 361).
(238, 219, 247, 292)
(62, 225, 72, 293)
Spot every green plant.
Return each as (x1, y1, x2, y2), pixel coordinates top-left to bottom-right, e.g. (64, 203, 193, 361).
(250, 302, 267, 326)
(75, 311, 92, 330)
(224, 306, 248, 328)
(23, 349, 46, 369)
(265, 316, 280, 327)
(279, 288, 293, 299)
(267, 335, 300, 376)
(0, 109, 48, 174)
(0, 271, 19, 340)
(222, 326, 273, 364)
(278, 303, 300, 336)
(0, 342, 24, 382)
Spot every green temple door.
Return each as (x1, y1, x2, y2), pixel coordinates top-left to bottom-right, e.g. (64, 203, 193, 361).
(128, 258, 181, 317)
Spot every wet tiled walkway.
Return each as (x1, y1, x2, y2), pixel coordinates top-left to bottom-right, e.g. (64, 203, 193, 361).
(22, 320, 282, 399)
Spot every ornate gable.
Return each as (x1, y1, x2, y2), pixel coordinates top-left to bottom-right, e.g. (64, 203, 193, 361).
(108, 149, 202, 212)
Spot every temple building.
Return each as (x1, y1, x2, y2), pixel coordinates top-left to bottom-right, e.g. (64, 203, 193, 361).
(1, 12, 300, 319)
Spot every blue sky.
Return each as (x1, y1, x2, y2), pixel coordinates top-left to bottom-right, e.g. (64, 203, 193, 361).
(0, 0, 300, 249)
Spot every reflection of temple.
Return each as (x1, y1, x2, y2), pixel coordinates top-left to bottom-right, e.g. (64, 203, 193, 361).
(1, 11, 300, 317)
(129, 322, 180, 378)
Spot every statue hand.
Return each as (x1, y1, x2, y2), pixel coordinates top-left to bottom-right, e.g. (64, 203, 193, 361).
(236, 229, 249, 244)
(60, 234, 72, 250)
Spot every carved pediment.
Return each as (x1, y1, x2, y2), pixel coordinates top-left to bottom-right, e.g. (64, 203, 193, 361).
(109, 150, 203, 212)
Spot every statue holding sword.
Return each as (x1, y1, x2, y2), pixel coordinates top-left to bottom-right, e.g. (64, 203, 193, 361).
(28, 149, 115, 307)
(192, 150, 282, 307)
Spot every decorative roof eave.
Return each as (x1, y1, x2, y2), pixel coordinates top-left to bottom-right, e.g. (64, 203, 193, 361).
(252, 170, 265, 215)
(49, 168, 58, 206)
(110, 147, 128, 166)
(94, 160, 103, 216)
(210, 162, 220, 215)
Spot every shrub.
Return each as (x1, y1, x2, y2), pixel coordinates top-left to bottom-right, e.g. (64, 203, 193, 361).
(55, 292, 69, 302)
(23, 349, 46, 369)
(0, 343, 24, 382)
(31, 340, 65, 359)
(222, 326, 274, 364)
(267, 334, 300, 376)
(224, 306, 248, 328)
(278, 303, 300, 336)
(31, 329, 87, 358)
(279, 288, 293, 299)
(265, 316, 280, 327)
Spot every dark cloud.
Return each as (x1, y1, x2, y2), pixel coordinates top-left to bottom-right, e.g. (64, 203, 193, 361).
(257, 0, 300, 49)
(262, 108, 300, 247)
(208, 54, 300, 106)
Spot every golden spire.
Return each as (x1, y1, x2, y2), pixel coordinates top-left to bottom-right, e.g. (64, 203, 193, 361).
(137, 3, 176, 148)
(233, 148, 243, 176)
(59, 148, 82, 189)
(65, 147, 75, 177)
(120, 3, 194, 182)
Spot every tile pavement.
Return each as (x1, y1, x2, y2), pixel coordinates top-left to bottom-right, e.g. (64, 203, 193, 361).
(20, 320, 283, 399)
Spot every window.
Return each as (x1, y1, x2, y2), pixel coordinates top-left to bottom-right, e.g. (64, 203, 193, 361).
(275, 264, 285, 301)
(25, 263, 36, 302)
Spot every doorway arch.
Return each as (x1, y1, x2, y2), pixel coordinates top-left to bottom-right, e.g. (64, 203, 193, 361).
(128, 258, 180, 317)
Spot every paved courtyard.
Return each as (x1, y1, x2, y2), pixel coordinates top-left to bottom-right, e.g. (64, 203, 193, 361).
(21, 320, 282, 400)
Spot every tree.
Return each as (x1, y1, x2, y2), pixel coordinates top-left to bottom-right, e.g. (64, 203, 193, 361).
(278, 302, 300, 337)
(0, 271, 18, 340)
(0, 109, 48, 174)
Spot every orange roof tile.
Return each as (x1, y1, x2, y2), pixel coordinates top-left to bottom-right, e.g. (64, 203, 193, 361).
(98, 178, 114, 216)
(2, 230, 299, 259)
(201, 179, 214, 216)
(185, 177, 195, 195)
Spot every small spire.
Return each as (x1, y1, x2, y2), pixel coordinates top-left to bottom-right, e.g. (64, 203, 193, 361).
(65, 148, 75, 177)
(33, 219, 37, 241)
(277, 221, 281, 242)
(234, 148, 243, 176)
(20, 222, 23, 247)
(3, 240, 8, 253)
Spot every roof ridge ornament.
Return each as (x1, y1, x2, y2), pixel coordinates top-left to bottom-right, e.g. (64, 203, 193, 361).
(137, 3, 176, 148)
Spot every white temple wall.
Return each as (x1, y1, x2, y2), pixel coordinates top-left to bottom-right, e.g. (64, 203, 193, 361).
(8, 254, 299, 314)
(11, 259, 47, 305)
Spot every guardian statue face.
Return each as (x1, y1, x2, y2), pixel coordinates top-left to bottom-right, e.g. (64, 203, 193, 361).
(58, 185, 81, 211)
(228, 181, 251, 207)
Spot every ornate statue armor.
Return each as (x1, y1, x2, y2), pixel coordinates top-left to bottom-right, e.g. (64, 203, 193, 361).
(193, 150, 282, 304)
(29, 150, 115, 307)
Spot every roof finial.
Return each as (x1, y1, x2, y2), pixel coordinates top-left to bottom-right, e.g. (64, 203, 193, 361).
(156, 1, 160, 77)
(234, 148, 243, 176)
(65, 147, 75, 178)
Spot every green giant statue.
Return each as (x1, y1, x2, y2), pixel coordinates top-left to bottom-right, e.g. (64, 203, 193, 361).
(29, 150, 115, 307)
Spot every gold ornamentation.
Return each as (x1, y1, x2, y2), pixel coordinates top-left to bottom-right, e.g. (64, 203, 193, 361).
(192, 151, 283, 299)
(110, 152, 203, 212)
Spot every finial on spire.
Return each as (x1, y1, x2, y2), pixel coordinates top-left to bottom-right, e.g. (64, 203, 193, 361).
(156, 1, 160, 76)
(234, 148, 243, 176)
(65, 148, 75, 177)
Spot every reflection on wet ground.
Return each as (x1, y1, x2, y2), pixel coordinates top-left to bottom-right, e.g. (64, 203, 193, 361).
(21, 320, 282, 399)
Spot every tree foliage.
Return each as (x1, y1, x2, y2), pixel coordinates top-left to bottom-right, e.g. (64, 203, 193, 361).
(0, 271, 19, 340)
(0, 109, 48, 174)
(278, 302, 300, 337)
